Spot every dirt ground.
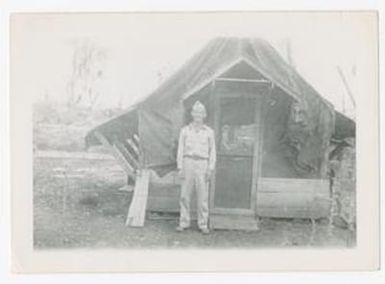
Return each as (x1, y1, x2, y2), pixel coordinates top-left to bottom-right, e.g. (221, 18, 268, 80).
(33, 153, 355, 249)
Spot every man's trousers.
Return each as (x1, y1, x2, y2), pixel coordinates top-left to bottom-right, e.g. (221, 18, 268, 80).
(179, 158, 209, 230)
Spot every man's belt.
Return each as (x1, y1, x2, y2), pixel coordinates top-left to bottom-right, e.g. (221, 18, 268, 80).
(184, 154, 208, 161)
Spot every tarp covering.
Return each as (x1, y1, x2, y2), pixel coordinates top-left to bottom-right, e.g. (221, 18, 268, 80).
(86, 37, 346, 177)
(86, 105, 139, 147)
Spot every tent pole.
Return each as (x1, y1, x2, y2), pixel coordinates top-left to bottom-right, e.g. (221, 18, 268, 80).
(337, 66, 356, 109)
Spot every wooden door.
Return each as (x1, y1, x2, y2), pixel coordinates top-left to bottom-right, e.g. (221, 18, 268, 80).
(210, 83, 264, 215)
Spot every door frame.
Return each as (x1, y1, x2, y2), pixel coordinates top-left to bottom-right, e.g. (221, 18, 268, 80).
(209, 79, 270, 216)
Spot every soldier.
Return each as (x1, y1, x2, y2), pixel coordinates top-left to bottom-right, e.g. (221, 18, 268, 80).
(176, 101, 216, 234)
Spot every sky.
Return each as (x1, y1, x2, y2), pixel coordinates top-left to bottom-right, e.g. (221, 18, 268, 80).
(11, 12, 377, 118)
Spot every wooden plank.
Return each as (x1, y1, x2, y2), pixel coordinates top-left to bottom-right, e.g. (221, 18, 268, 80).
(113, 145, 136, 176)
(133, 134, 145, 166)
(126, 138, 140, 156)
(257, 206, 329, 219)
(258, 191, 329, 199)
(258, 178, 329, 193)
(122, 140, 139, 160)
(133, 134, 140, 143)
(256, 197, 330, 217)
(114, 141, 140, 169)
(257, 193, 315, 208)
(94, 131, 135, 179)
(126, 169, 150, 227)
(257, 207, 312, 218)
(256, 177, 331, 218)
(215, 77, 270, 84)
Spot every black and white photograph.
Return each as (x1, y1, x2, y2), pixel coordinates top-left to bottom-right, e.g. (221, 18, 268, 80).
(9, 11, 379, 272)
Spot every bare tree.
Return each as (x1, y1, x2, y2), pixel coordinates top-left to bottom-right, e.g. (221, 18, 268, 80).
(66, 39, 106, 109)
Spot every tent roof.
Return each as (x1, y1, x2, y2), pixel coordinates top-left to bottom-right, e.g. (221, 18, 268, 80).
(87, 37, 354, 149)
(139, 37, 333, 110)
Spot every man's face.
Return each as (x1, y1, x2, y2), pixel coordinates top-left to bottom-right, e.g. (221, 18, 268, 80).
(192, 111, 204, 124)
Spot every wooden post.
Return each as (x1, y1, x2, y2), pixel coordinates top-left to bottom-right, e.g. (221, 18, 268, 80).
(209, 79, 218, 212)
(126, 169, 150, 227)
(252, 84, 271, 213)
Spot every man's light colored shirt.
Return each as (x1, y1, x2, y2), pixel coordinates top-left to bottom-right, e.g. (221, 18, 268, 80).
(177, 123, 216, 171)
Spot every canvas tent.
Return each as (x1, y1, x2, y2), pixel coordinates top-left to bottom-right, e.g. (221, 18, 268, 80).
(86, 37, 355, 229)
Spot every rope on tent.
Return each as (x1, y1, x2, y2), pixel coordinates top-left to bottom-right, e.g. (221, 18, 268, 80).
(94, 131, 136, 179)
